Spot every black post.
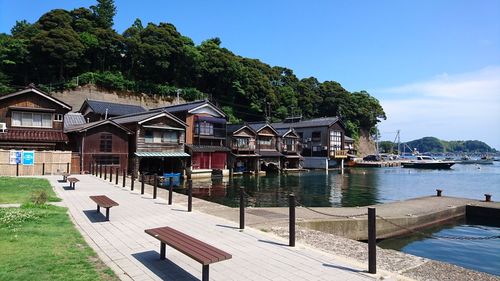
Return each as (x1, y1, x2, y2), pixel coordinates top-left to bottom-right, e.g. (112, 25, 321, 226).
(16, 163, 19, 177)
(168, 177, 173, 205)
(122, 169, 126, 188)
(436, 189, 442, 197)
(99, 164, 103, 178)
(240, 187, 245, 230)
(141, 174, 145, 194)
(115, 167, 119, 185)
(66, 162, 70, 173)
(485, 194, 492, 202)
(368, 207, 377, 274)
(109, 167, 113, 182)
(188, 180, 193, 212)
(42, 163, 45, 175)
(289, 193, 295, 247)
(153, 174, 158, 199)
(104, 166, 107, 180)
(131, 171, 135, 191)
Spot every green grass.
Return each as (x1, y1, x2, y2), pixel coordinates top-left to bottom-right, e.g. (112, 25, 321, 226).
(0, 177, 60, 204)
(0, 204, 119, 281)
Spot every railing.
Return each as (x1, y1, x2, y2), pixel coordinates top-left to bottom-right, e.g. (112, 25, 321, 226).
(231, 144, 256, 151)
(194, 127, 226, 138)
(281, 144, 297, 152)
(330, 149, 348, 158)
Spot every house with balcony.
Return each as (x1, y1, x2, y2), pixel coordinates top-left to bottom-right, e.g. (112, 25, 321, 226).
(248, 122, 282, 172)
(110, 110, 189, 176)
(157, 100, 229, 178)
(78, 99, 146, 122)
(272, 117, 347, 169)
(0, 86, 71, 151)
(226, 124, 259, 174)
(276, 128, 303, 170)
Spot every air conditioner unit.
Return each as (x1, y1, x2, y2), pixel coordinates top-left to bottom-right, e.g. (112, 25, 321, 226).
(0, 122, 6, 133)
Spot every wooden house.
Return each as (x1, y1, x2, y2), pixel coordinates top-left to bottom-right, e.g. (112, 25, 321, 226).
(275, 128, 303, 170)
(65, 119, 133, 173)
(110, 110, 189, 176)
(248, 122, 282, 172)
(226, 124, 259, 174)
(158, 100, 229, 178)
(0, 86, 71, 150)
(78, 99, 146, 122)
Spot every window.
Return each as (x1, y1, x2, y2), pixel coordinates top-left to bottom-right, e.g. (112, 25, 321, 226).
(54, 114, 63, 122)
(94, 155, 119, 165)
(162, 131, 178, 143)
(195, 122, 213, 135)
(330, 130, 342, 150)
(258, 137, 273, 147)
(11, 111, 52, 128)
(312, 131, 321, 142)
(145, 130, 153, 143)
(100, 133, 112, 152)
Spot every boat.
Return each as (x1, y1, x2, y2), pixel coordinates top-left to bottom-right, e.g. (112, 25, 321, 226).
(401, 156, 455, 169)
(458, 156, 494, 165)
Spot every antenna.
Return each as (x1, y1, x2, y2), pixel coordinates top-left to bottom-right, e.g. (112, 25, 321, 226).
(105, 108, 108, 119)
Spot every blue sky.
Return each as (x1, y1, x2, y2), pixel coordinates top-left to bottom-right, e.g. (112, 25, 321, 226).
(1, 0, 499, 149)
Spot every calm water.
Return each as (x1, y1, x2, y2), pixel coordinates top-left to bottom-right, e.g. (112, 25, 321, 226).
(378, 218, 500, 276)
(186, 162, 500, 208)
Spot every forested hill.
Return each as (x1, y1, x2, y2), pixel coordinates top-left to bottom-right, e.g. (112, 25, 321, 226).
(379, 137, 496, 153)
(0, 0, 386, 138)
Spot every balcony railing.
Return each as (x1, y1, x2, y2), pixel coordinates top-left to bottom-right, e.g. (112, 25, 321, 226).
(231, 143, 256, 151)
(281, 144, 297, 152)
(330, 149, 348, 158)
(194, 127, 226, 138)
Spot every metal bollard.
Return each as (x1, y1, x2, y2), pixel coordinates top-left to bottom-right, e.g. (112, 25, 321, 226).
(42, 163, 45, 175)
(141, 174, 145, 194)
(109, 167, 113, 182)
(131, 171, 135, 191)
(16, 163, 19, 176)
(168, 177, 173, 205)
(153, 174, 158, 199)
(188, 180, 193, 212)
(66, 163, 70, 173)
(115, 168, 118, 185)
(289, 193, 295, 247)
(99, 164, 103, 178)
(485, 194, 492, 202)
(122, 169, 126, 188)
(436, 189, 442, 197)
(104, 166, 107, 180)
(240, 187, 245, 230)
(368, 207, 377, 274)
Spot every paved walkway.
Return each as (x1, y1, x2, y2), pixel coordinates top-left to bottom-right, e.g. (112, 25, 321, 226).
(48, 175, 375, 281)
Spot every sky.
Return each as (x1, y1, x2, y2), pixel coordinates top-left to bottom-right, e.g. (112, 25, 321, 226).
(1, 0, 499, 149)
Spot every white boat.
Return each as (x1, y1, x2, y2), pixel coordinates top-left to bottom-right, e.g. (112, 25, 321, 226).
(401, 156, 455, 169)
(459, 156, 494, 165)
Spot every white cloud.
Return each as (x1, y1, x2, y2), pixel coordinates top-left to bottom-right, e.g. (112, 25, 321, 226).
(374, 66, 500, 150)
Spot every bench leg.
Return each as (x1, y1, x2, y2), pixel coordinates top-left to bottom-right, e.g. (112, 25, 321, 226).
(105, 208, 110, 221)
(202, 264, 209, 281)
(97, 205, 100, 213)
(160, 242, 166, 260)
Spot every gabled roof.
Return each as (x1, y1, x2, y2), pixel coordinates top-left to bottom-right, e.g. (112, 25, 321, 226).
(275, 128, 299, 138)
(79, 99, 146, 116)
(226, 124, 257, 135)
(157, 100, 226, 118)
(65, 119, 133, 134)
(110, 109, 187, 128)
(247, 122, 279, 135)
(272, 117, 343, 129)
(0, 87, 71, 110)
(64, 113, 86, 128)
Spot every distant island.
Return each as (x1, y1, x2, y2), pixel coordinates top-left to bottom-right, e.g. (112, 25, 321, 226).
(379, 137, 497, 154)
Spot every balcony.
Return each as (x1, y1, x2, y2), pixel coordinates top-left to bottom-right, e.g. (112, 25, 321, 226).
(330, 149, 348, 158)
(194, 127, 226, 138)
(281, 144, 297, 153)
(231, 143, 256, 151)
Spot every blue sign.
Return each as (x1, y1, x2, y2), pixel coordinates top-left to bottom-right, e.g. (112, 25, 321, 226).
(22, 151, 34, 165)
(15, 151, 22, 164)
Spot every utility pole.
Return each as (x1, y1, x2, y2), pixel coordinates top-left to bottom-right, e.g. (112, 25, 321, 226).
(176, 89, 181, 104)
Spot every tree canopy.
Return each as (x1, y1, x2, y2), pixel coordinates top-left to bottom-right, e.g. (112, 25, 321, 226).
(0, 0, 386, 137)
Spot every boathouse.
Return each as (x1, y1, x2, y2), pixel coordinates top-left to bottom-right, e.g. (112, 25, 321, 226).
(248, 122, 282, 172)
(226, 124, 259, 174)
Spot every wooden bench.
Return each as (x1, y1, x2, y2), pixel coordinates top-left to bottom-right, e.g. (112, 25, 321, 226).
(89, 195, 119, 221)
(67, 177, 79, 189)
(145, 226, 231, 281)
(61, 172, 70, 182)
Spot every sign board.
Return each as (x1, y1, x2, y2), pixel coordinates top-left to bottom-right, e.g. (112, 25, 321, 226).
(22, 151, 35, 166)
(9, 150, 22, 164)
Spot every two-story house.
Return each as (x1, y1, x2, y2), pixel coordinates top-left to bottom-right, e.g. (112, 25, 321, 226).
(0, 86, 71, 150)
(276, 128, 303, 170)
(111, 110, 189, 176)
(248, 122, 282, 172)
(158, 100, 229, 178)
(272, 117, 347, 169)
(78, 99, 146, 122)
(226, 124, 259, 174)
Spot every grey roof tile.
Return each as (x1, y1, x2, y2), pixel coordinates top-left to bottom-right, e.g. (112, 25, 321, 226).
(86, 100, 146, 116)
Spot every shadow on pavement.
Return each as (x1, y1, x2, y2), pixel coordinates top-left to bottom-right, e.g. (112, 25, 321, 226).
(132, 250, 198, 281)
(83, 209, 107, 223)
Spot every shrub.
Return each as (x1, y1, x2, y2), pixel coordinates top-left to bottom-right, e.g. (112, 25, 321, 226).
(30, 190, 48, 205)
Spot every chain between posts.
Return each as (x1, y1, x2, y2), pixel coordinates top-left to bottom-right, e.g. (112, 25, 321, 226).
(294, 198, 368, 218)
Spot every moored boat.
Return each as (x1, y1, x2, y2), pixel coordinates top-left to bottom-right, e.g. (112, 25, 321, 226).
(401, 156, 455, 169)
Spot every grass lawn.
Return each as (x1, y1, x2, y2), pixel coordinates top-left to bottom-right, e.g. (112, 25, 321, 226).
(0, 177, 60, 204)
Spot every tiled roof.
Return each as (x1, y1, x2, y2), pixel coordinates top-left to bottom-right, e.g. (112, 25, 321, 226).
(0, 129, 68, 142)
(247, 122, 267, 132)
(134, 152, 190, 157)
(272, 117, 340, 129)
(84, 100, 146, 116)
(154, 100, 207, 113)
(110, 110, 186, 127)
(65, 119, 133, 134)
(0, 87, 71, 110)
(64, 113, 86, 128)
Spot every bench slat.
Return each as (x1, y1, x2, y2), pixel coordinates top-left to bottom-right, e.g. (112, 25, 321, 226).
(89, 195, 119, 208)
(146, 227, 231, 265)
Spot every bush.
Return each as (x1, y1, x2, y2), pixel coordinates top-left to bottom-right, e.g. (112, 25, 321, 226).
(30, 190, 48, 205)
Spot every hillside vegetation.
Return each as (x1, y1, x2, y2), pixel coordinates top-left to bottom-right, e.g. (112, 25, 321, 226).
(0, 0, 385, 138)
(379, 137, 496, 154)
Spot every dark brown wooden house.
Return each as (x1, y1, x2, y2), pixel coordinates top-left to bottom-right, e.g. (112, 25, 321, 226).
(0, 86, 71, 150)
(78, 99, 146, 122)
(276, 128, 303, 169)
(65, 119, 133, 174)
(226, 124, 259, 174)
(248, 122, 282, 172)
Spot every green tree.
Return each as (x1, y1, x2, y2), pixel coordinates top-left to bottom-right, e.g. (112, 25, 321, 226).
(90, 0, 116, 29)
